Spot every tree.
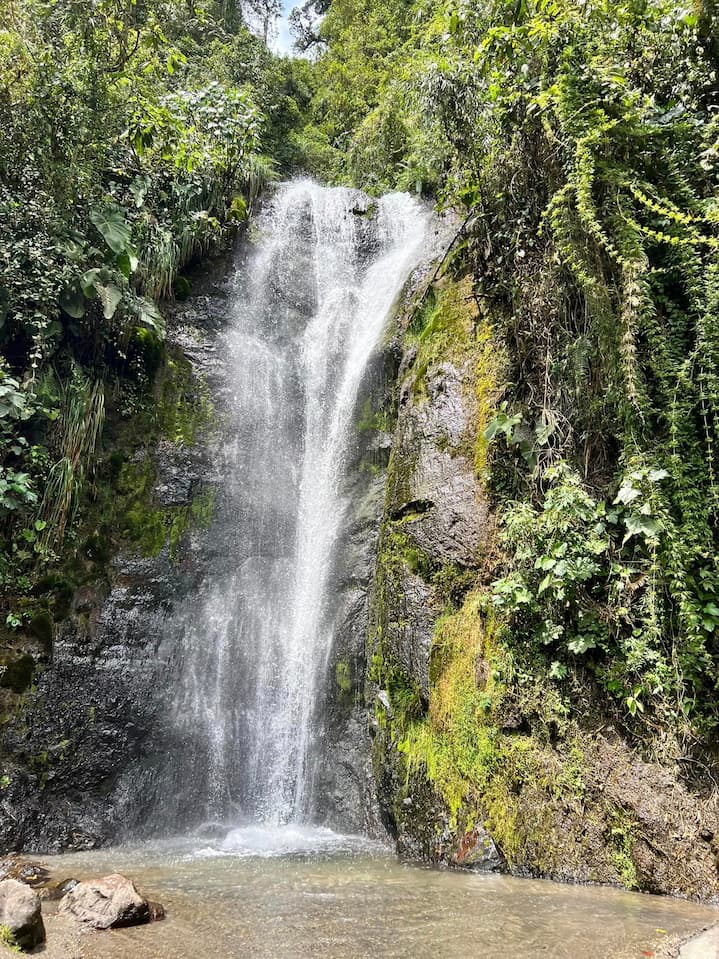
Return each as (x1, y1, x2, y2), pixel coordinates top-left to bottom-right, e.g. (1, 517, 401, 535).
(289, 0, 331, 54)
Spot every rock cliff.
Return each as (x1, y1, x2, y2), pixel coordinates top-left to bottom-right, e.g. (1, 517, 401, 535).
(367, 269, 719, 899)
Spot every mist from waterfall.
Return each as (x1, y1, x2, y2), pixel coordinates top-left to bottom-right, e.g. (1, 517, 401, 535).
(172, 179, 435, 828)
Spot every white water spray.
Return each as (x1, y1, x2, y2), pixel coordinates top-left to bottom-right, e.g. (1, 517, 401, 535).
(174, 180, 435, 826)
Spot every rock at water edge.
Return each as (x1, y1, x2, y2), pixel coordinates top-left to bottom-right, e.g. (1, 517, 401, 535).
(0, 878, 46, 950)
(58, 873, 159, 930)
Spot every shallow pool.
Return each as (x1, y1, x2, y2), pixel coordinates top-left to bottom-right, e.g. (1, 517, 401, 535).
(36, 824, 718, 959)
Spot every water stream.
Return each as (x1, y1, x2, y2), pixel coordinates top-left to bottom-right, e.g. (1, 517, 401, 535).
(172, 180, 435, 826)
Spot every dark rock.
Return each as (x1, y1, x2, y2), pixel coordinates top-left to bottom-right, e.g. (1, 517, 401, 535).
(0, 856, 50, 887)
(451, 827, 501, 871)
(385, 568, 437, 702)
(58, 874, 157, 929)
(388, 362, 490, 568)
(0, 878, 45, 950)
(147, 900, 166, 922)
(154, 441, 200, 507)
(307, 344, 400, 836)
(28, 612, 53, 651)
(40, 878, 79, 901)
(0, 654, 36, 694)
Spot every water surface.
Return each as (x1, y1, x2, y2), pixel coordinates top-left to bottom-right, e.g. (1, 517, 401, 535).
(39, 828, 717, 959)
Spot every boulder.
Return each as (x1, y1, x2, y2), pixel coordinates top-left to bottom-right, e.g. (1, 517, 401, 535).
(58, 874, 159, 929)
(0, 878, 45, 950)
(451, 827, 501, 871)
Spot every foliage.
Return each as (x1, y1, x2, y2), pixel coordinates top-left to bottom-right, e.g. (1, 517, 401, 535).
(0, 0, 311, 610)
(0, 924, 20, 952)
(489, 461, 715, 724)
(309, 0, 719, 741)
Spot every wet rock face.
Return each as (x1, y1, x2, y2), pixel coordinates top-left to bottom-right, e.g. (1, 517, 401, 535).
(0, 878, 45, 950)
(389, 569, 437, 704)
(389, 362, 489, 568)
(371, 357, 486, 713)
(372, 355, 491, 712)
(309, 347, 399, 835)
(0, 465, 219, 853)
(0, 262, 232, 854)
(366, 278, 719, 899)
(367, 285, 491, 862)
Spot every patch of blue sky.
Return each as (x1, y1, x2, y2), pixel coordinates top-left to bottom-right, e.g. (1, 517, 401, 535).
(272, 1, 295, 54)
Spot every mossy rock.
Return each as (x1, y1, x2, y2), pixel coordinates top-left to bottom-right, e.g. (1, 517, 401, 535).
(28, 612, 53, 653)
(335, 659, 351, 693)
(0, 654, 36, 694)
(173, 275, 192, 300)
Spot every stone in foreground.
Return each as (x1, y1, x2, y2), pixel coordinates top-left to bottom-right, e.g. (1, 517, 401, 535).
(58, 873, 160, 929)
(0, 878, 46, 950)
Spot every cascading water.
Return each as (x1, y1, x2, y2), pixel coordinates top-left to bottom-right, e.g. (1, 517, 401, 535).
(172, 179, 435, 829)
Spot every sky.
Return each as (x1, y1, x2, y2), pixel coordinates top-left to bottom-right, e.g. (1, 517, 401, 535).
(272, 1, 295, 55)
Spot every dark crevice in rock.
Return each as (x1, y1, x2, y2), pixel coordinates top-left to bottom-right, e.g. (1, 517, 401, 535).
(389, 499, 435, 522)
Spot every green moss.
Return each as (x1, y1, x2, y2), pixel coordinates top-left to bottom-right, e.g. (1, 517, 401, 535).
(555, 745, 586, 799)
(408, 276, 477, 393)
(609, 813, 639, 889)
(357, 395, 390, 433)
(157, 355, 215, 448)
(168, 488, 216, 561)
(404, 275, 501, 485)
(118, 459, 167, 557)
(0, 654, 36, 694)
(168, 512, 187, 560)
(472, 311, 500, 479)
(105, 440, 217, 562)
(359, 458, 382, 476)
(31, 750, 48, 768)
(90, 353, 218, 560)
(374, 581, 603, 872)
(382, 528, 432, 582)
(335, 659, 352, 694)
(395, 595, 505, 821)
(430, 563, 476, 611)
(190, 488, 216, 527)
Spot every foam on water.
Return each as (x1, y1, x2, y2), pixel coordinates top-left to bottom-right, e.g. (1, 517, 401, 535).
(192, 824, 385, 860)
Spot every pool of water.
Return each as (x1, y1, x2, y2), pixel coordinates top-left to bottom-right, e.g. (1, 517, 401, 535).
(36, 825, 717, 959)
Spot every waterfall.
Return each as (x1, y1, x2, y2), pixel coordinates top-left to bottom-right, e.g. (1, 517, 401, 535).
(172, 179, 435, 828)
